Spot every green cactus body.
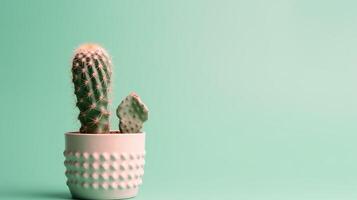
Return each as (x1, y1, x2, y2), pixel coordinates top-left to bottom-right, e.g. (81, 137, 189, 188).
(72, 44, 112, 133)
(116, 92, 148, 133)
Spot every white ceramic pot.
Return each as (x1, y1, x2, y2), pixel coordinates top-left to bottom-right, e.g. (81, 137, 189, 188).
(64, 132, 146, 200)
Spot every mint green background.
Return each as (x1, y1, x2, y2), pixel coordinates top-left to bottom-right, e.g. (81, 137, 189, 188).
(1, 0, 357, 199)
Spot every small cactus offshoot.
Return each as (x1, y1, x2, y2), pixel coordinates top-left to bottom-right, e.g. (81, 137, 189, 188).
(116, 92, 149, 133)
(71, 44, 112, 133)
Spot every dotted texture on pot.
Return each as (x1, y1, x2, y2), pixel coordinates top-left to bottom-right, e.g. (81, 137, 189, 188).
(64, 151, 145, 190)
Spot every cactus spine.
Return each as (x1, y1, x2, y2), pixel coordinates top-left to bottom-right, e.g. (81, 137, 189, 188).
(72, 44, 112, 133)
(116, 92, 148, 133)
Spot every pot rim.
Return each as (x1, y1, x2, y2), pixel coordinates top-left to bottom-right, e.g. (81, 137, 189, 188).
(65, 131, 145, 136)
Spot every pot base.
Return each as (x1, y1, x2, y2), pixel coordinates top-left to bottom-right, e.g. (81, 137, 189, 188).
(70, 187, 139, 200)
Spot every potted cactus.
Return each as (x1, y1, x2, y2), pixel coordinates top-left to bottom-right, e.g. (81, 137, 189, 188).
(64, 44, 149, 200)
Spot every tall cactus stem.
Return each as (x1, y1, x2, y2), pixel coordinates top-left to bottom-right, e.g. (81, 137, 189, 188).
(71, 44, 112, 133)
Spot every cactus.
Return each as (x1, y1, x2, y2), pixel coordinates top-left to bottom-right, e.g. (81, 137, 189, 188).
(71, 44, 112, 133)
(116, 92, 148, 133)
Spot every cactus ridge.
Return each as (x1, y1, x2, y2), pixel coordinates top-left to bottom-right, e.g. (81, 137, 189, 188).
(116, 92, 148, 133)
(72, 44, 112, 133)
